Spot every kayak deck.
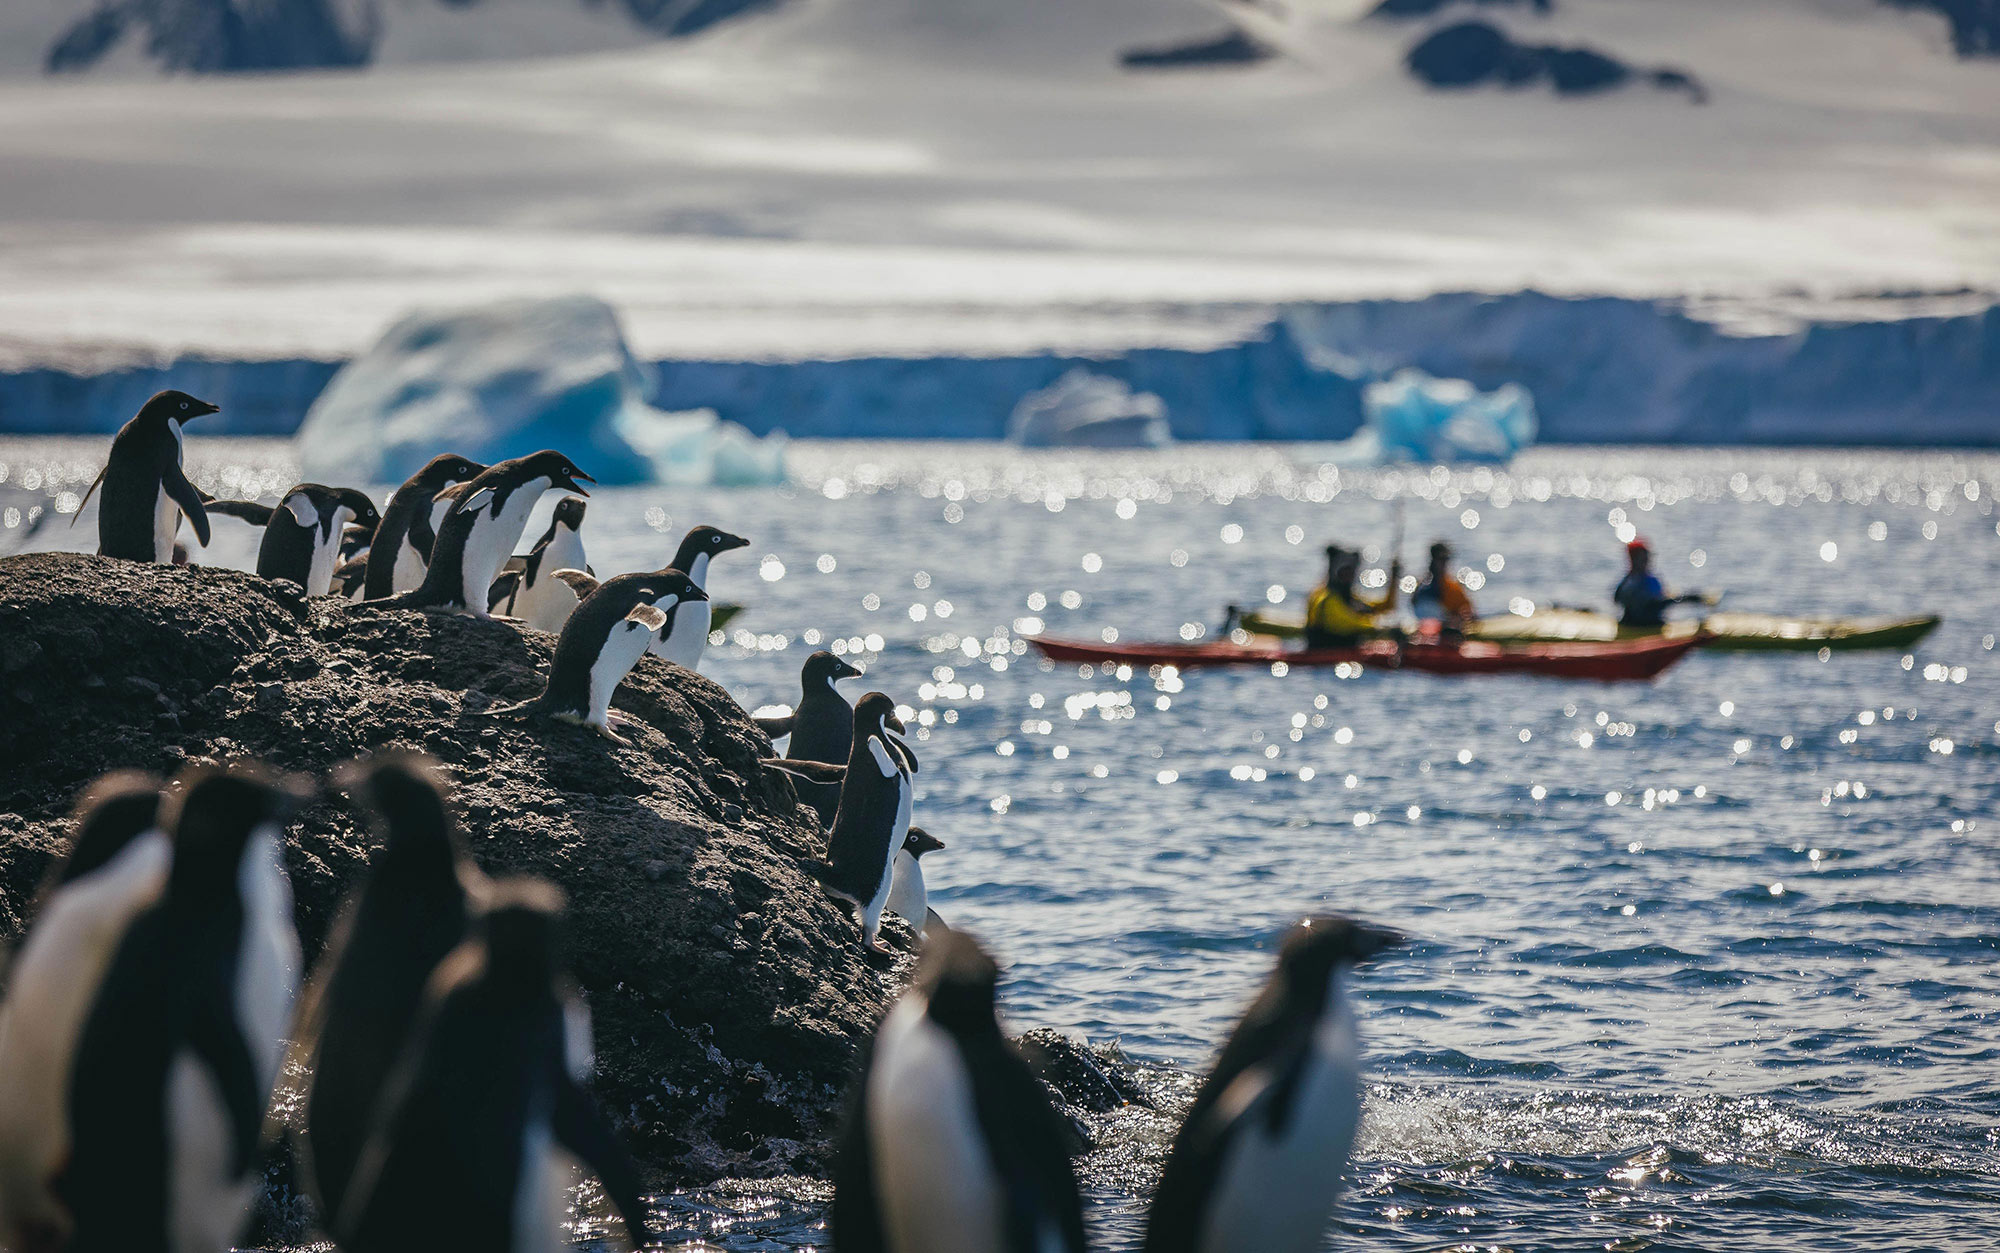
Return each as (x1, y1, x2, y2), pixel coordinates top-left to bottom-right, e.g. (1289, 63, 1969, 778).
(1032, 631, 1705, 681)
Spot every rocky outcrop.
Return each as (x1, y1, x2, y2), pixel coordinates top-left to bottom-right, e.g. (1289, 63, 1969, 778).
(0, 551, 894, 1184)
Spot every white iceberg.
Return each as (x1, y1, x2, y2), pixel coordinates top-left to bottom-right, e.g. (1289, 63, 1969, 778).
(1007, 368, 1171, 448)
(1334, 368, 1537, 464)
(296, 295, 785, 487)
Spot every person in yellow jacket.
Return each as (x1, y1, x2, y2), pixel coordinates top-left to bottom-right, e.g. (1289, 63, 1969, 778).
(1304, 545, 1400, 647)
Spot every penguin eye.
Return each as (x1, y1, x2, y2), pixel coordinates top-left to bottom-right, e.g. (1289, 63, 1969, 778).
(179, 401, 188, 411)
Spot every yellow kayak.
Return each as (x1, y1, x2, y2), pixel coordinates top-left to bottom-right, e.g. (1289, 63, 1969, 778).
(1241, 608, 1940, 653)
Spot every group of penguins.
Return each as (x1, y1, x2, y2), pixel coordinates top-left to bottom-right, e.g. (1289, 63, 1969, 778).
(6, 387, 1412, 1253)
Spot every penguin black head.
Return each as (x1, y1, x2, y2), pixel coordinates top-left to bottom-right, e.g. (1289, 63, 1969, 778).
(674, 524, 750, 568)
(552, 496, 588, 530)
(916, 929, 1001, 1037)
(853, 691, 900, 733)
(645, 570, 709, 607)
(904, 826, 945, 859)
(56, 770, 163, 886)
(137, 389, 220, 425)
(1275, 916, 1402, 1005)
(516, 450, 595, 498)
(336, 751, 460, 872)
(334, 487, 381, 533)
(160, 762, 307, 896)
(475, 877, 568, 991)
(417, 453, 485, 487)
(802, 650, 864, 686)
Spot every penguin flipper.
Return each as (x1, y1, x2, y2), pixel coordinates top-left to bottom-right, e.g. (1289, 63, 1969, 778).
(626, 603, 669, 632)
(185, 994, 268, 1176)
(753, 712, 797, 739)
(763, 758, 847, 785)
(552, 1068, 651, 1248)
(204, 497, 276, 527)
(70, 464, 109, 526)
(487, 570, 521, 613)
(165, 468, 213, 547)
(553, 568, 601, 599)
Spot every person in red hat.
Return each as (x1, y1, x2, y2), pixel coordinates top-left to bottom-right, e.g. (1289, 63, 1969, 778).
(1613, 537, 1701, 628)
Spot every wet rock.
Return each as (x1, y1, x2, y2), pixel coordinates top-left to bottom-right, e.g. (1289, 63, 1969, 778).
(1017, 1028, 1158, 1114)
(0, 552, 891, 1185)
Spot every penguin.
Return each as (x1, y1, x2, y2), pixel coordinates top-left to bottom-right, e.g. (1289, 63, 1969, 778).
(397, 451, 593, 616)
(752, 650, 865, 827)
(74, 390, 219, 563)
(62, 762, 305, 1253)
(332, 553, 371, 600)
(0, 772, 168, 1253)
(832, 930, 1086, 1253)
(766, 692, 916, 954)
(492, 568, 707, 745)
(489, 496, 591, 632)
(251, 484, 381, 596)
(885, 826, 945, 942)
(362, 454, 486, 601)
(300, 752, 488, 1226)
(335, 879, 650, 1253)
(648, 524, 749, 670)
(1142, 916, 1403, 1253)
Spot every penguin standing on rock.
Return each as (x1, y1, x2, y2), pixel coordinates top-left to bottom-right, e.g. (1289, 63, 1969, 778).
(885, 826, 947, 941)
(395, 451, 593, 617)
(753, 650, 865, 827)
(62, 762, 306, 1253)
(0, 772, 169, 1252)
(362, 454, 486, 600)
(833, 930, 1086, 1253)
(766, 692, 915, 954)
(490, 568, 707, 744)
(301, 753, 488, 1226)
(649, 524, 748, 670)
(336, 879, 651, 1253)
(489, 496, 591, 632)
(74, 390, 219, 563)
(1143, 916, 1403, 1253)
(250, 485, 381, 595)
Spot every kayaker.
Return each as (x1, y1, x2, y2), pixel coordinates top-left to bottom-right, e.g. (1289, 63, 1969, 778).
(1412, 542, 1475, 631)
(1304, 545, 1400, 647)
(1614, 538, 1702, 628)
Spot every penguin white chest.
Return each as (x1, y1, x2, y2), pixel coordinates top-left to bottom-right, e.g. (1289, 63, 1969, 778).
(305, 506, 355, 597)
(587, 620, 658, 725)
(886, 850, 927, 935)
(1198, 998, 1362, 1253)
(866, 1002, 1006, 1253)
(462, 480, 549, 609)
(519, 528, 588, 633)
(152, 484, 180, 563)
(651, 552, 711, 668)
(391, 501, 448, 592)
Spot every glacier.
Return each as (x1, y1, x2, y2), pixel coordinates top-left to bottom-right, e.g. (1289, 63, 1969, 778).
(293, 296, 785, 487)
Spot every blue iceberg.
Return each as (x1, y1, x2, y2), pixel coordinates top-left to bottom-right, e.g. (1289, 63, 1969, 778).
(296, 295, 786, 487)
(1335, 368, 1536, 464)
(1007, 368, 1171, 448)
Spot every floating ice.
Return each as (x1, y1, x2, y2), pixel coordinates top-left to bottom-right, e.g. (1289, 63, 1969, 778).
(1007, 368, 1171, 448)
(296, 295, 785, 486)
(1334, 368, 1537, 464)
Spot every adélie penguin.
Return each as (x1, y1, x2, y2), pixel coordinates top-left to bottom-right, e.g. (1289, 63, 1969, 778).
(300, 752, 489, 1225)
(362, 454, 486, 600)
(0, 772, 169, 1252)
(489, 496, 591, 632)
(74, 390, 219, 563)
(765, 692, 916, 954)
(61, 762, 307, 1253)
(1142, 916, 1403, 1253)
(832, 930, 1086, 1253)
(648, 524, 749, 670)
(885, 826, 946, 941)
(490, 568, 707, 744)
(395, 451, 593, 616)
(335, 879, 651, 1253)
(252, 484, 381, 595)
(753, 650, 865, 827)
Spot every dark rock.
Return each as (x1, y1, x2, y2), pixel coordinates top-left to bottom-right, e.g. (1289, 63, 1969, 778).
(1017, 1028, 1158, 1114)
(0, 552, 891, 1185)
(1119, 27, 1273, 70)
(1405, 19, 1701, 100)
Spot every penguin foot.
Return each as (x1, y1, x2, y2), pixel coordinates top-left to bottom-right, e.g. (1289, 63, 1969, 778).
(606, 711, 637, 731)
(595, 723, 633, 747)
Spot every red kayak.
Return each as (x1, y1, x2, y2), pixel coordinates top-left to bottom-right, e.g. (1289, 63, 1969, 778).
(1031, 631, 1705, 681)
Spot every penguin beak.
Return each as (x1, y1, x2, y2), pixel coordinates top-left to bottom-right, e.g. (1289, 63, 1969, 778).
(836, 660, 863, 680)
(558, 469, 596, 497)
(188, 400, 221, 418)
(685, 583, 710, 602)
(720, 532, 750, 551)
(909, 827, 944, 855)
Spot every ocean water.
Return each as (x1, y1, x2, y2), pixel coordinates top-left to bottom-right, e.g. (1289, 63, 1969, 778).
(4, 439, 1997, 1251)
